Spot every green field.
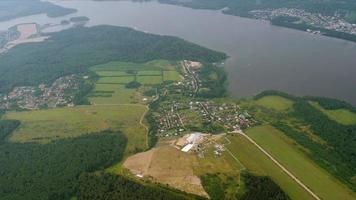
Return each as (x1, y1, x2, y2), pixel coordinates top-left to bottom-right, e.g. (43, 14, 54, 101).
(255, 95, 294, 111)
(89, 84, 138, 104)
(96, 71, 131, 77)
(246, 125, 356, 200)
(225, 134, 314, 200)
(136, 75, 163, 85)
(311, 102, 356, 125)
(89, 60, 182, 105)
(163, 70, 182, 81)
(97, 76, 135, 84)
(137, 71, 162, 76)
(5, 105, 147, 154)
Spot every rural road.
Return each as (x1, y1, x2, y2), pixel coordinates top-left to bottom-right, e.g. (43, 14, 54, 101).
(239, 131, 321, 200)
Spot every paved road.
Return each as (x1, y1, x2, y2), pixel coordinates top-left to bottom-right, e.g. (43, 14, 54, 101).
(239, 131, 321, 200)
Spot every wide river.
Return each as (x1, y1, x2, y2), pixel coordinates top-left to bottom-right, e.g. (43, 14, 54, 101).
(1, 0, 356, 104)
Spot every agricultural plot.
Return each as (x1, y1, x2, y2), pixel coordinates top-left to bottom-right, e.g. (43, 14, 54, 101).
(163, 70, 182, 81)
(89, 84, 138, 104)
(225, 134, 314, 200)
(96, 71, 131, 77)
(137, 70, 162, 76)
(311, 102, 356, 125)
(5, 105, 147, 154)
(255, 95, 294, 111)
(246, 125, 356, 200)
(97, 76, 135, 84)
(136, 76, 163, 85)
(89, 60, 183, 105)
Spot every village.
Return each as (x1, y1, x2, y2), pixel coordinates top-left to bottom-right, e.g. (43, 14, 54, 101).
(0, 75, 83, 110)
(249, 8, 356, 35)
(149, 60, 257, 157)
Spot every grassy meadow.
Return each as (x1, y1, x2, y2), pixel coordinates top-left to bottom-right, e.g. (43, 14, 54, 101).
(246, 125, 356, 200)
(311, 102, 356, 125)
(255, 95, 294, 111)
(5, 105, 147, 155)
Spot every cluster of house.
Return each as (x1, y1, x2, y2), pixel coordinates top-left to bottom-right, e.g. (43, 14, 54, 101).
(154, 99, 256, 139)
(169, 60, 202, 97)
(250, 8, 356, 35)
(156, 101, 185, 137)
(0, 75, 81, 110)
(190, 101, 256, 131)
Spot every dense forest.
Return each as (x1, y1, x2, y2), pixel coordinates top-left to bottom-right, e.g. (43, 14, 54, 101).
(291, 100, 356, 189)
(0, 0, 76, 22)
(77, 172, 204, 200)
(200, 173, 290, 200)
(0, 120, 20, 141)
(0, 25, 226, 94)
(0, 130, 127, 200)
(239, 173, 290, 200)
(255, 91, 356, 190)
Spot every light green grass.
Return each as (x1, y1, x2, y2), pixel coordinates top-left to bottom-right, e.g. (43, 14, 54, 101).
(311, 102, 356, 125)
(89, 84, 137, 104)
(246, 125, 356, 200)
(255, 95, 294, 111)
(137, 70, 162, 76)
(5, 105, 147, 154)
(136, 76, 163, 85)
(164, 70, 182, 81)
(96, 71, 131, 77)
(97, 76, 134, 84)
(91, 60, 176, 71)
(226, 134, 314, 200)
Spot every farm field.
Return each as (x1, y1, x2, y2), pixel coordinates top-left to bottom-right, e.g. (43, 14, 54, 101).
(5, 105, 147, 154)
(225, 134, 314, 200)
(311, 102, 356, 125)
(163, 70, 182, 81)
(89, 84, 139, 104)
(89, 60, 182, 105)
(246, 125, 356, 200)
(255, 95, 294, 111)
(97, 76, 134, 84)
(136, 75, 163, 85)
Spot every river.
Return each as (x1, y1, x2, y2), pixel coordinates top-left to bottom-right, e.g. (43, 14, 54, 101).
(1, 0, 356, 104)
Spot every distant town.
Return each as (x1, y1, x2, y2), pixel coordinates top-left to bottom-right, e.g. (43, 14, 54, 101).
(250, 8, 356, 35)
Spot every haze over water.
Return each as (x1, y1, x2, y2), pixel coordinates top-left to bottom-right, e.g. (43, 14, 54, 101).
(2, 1, 356, 104)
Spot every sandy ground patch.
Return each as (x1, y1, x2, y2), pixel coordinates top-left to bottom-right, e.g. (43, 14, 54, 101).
(123, 146, 209, 197)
